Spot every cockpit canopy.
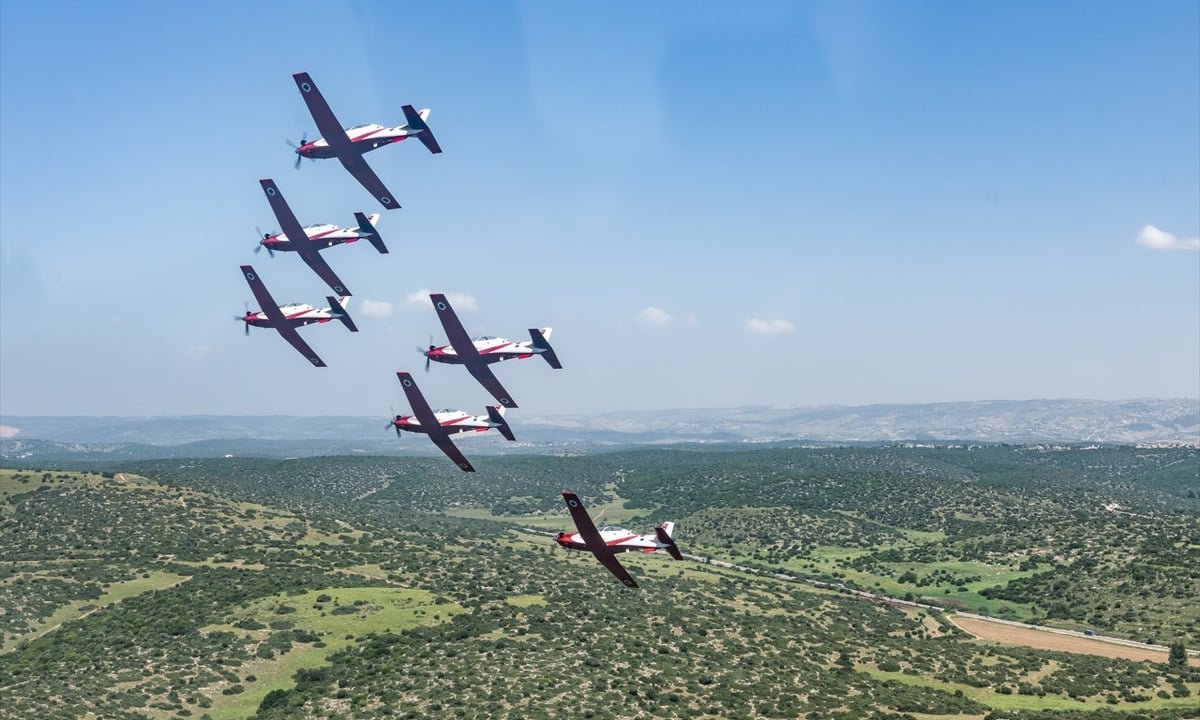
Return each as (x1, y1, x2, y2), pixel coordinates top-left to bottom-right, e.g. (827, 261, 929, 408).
(473, 335, 497, 342)
(597, 526, 628, 534)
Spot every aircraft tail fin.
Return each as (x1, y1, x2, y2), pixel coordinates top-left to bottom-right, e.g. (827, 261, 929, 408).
(529, 328, 562, 369)
(655, 523, 683, 560)
(327, 296, 358, 332)
(486, 405, 516, 441)
(354, 212, 387, 254)
(402, 105, 443, 154)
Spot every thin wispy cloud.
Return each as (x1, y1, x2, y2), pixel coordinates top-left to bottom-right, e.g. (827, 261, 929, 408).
(636, 306, 673, 326)
(360, 300, 393, 318)
(184, 343, 213, 359)
(1136, 225, 1200, 251)
(745, 318, 795, 335)
(400, 290, 479, 312)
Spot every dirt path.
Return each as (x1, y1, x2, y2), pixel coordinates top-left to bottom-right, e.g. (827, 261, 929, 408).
(950, 615, 1197, 665)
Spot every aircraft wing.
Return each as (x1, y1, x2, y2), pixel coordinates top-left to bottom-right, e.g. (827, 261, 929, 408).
(240, 265, 326, 367)
(429, 433, 476, 473)
(430, 293, 478, 359)
(299, 250, 352, 297)
(274, 325, 327, 367)
(339, 153, 401, 210)
(467, 364, 517, 409)
(562, 491, 639, 588)
(292, 72, 352, 152)
(396, 372, 475, 472)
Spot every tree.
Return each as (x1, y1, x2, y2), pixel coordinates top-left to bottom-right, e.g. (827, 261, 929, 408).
(1168, 641, 1187, 668)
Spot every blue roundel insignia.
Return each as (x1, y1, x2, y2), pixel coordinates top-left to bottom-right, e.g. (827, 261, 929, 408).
(301, 82, 311, 93)
(436, 302, 447, 311)
(403, 378, 413, 387)
(460, 461, 470, 469)
(266, 187, 276, 196)
(245, 272, 255, 280)
(334, 286, 344, 293)
(380, 196, 392, 205)
(500, 398, 510, 405)
(568, 499, 578, 508)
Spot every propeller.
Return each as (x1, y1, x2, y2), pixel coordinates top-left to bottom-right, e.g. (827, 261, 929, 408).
(235, 301, 251, 335)
(285, 133, 309, 170)
(385, 407, 402, 437)
(418, 336, 435, 372)
(253, 226, 275, 258)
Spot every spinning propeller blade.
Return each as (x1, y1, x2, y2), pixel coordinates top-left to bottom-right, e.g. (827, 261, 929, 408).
(237, 301, 250, 335)
(254, 227, 274, 257)
(286, 133, 309, 171)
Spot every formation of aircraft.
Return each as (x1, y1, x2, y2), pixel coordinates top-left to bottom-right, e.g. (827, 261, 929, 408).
(390, 372, 516, 472)
(238, 264, 356, 367)
(291, 71, 441, 209)
(238, 75, 689, 587)
(256, 211, 385, 257)
(422, 292, 563, 408)
(556, 491, 683, 588)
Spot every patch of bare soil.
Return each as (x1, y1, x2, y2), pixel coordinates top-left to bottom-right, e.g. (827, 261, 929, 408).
(950, 615, 1196, 665)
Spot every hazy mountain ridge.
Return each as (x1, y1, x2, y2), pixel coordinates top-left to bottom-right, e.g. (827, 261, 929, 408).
(533, 398, 1200, 444)
(2, 399, 1195, 463)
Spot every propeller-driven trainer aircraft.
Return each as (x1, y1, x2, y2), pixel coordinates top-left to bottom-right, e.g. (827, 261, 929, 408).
(291, 71, 441, 210)
(422, 292, 562, 409)
(556, 491, 683, 588)
(391, 371, 515, 472)
(256, 211, 385, 257)
(239, 265, 356, 367)
(259, 178, 356, 296)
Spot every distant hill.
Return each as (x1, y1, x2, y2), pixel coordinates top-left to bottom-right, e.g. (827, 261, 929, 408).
(2, 398, 1196, 462)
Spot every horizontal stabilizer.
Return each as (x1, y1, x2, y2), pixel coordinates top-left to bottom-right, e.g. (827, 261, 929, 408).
(354, 212, 387, 254)
(655, 524, 683, 561)
(327, 296, 358, 332)
(487, 405, 516, 442)
(529, 328, 562, 369)
(402, 104, 443, 154)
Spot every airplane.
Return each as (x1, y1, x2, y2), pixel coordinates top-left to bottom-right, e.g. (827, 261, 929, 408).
(256, 211, 386, 257)
(390, 371, 516, 472)
(259, 178, 356, 296)
(238, 264, 357, 367)
(291, 71, 442, 210)
(556, 491, 683, 588)
(422, 292, 563, 409)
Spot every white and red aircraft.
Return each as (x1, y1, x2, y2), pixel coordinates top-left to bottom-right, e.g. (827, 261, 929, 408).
(259, 178, 360, 297)
(256, 211, 385, 257)
(556, 491, 683, 588)
(390, 371, 515, 472)
(291, 71, 441, 210)
(422, 292, 562, 409)
(238, 265, 356, 367)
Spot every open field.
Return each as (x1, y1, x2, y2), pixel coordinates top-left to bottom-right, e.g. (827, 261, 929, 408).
(951, 614, 1200, 666)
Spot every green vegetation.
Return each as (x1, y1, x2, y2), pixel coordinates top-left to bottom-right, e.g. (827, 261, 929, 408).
(1, 445, 1197, 718)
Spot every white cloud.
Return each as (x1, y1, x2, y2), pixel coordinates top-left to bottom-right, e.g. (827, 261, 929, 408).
(184, 343, 213, 359)
(1136, 225, 1200, 251)
(745, 318, 796, 335)
(400, 290, 479, 312)
(636, 306, 673, 326)
(360, 300, 393, 318)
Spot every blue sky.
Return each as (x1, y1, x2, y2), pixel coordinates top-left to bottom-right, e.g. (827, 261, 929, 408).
(1, 0, 1197, 418)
